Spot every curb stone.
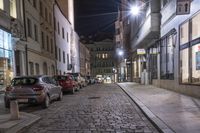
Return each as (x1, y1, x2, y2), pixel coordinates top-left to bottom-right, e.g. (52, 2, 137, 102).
(117, 83, 175, 133)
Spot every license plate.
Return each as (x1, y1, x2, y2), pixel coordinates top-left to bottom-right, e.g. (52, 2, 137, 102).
(18, 99, 28, 103)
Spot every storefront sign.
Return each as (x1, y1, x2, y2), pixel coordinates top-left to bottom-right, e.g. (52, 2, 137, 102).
(137, 49, 146, 55)
(176, 0, 191, 15)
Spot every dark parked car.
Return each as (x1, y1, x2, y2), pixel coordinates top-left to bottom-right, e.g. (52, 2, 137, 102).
(54, 75, 78, 94)
(4, 75, 63, 108)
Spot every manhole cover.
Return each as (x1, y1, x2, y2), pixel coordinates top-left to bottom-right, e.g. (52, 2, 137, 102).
(88, 96, 101, 99)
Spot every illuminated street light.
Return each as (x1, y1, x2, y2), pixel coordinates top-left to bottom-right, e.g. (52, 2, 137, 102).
(130, 5, 140, 16)
(118, 49, 124, 56)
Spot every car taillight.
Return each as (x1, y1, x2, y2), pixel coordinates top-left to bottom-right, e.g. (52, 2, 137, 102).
(33, 86, 44, 91)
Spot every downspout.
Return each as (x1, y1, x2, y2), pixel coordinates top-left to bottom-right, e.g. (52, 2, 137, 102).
(22, 0, 28, 75)
(53, 2, 57, 75)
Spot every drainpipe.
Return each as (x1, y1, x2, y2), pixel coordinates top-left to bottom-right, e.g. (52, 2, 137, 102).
(22, 0, 28, 75)
(53, 3, 57, 75)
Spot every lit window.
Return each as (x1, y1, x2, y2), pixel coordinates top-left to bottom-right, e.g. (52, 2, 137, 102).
(102, 54, 105, 59)
(0, 0, 4, 10)
(10, 0, 17, 18)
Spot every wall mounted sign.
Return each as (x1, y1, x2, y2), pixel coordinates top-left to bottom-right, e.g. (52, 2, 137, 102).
(137, 49, 146, 55)
(176, 0, 191, 15)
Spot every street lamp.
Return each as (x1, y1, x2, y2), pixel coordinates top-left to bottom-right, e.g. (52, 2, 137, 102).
(118, 49, 124, 56)
(130, 5, 140, 16)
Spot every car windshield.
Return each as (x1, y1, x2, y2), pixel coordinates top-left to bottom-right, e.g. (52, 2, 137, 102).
(11, 78, 38, 86)
(54, 76, 67, 81)
(69, 73, 79, 77)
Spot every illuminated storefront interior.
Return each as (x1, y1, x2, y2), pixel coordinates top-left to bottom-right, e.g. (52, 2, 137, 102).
(0, 29, 13, 88)
(180, 12, 200, 85)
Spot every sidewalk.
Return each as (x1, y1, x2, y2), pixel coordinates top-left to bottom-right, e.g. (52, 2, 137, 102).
(118, 82, 200, 133)
(0, 112, 40, 133)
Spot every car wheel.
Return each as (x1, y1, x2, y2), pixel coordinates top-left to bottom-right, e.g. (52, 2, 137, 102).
(42, 95, 50, 108)
(57, 91, 63, 101)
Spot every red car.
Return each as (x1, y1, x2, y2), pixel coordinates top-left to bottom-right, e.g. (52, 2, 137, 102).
(54, 75, 78, 94)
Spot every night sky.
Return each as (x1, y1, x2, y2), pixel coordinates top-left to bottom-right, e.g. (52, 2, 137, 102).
(74, 0, 119, 37)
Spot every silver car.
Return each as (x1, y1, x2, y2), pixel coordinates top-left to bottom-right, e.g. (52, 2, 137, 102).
(4, 75, 63, 108)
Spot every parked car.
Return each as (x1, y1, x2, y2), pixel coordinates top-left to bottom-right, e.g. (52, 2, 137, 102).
(68, 73, 85, 88)
(86, 76, 95, 85)
(4, 75, 63, 108)
(54, 75, 78, 94)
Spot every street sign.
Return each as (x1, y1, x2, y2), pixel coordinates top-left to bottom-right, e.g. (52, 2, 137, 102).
(176, 0, 191, 15)
(137, 49, 146, 55)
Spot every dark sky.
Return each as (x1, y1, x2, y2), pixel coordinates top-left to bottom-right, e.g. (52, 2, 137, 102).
(74, 0, 119, 37)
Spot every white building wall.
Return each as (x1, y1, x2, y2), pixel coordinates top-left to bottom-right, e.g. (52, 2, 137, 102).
(73, 32, 80, 73)
(161, 0, 200, 81)
(153, 0, 200, 98)
(54, 4, 72, 74)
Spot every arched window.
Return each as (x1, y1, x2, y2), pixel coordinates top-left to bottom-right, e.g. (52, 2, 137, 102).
(43, 62, 48, 75)
(51, 65, 55, 75)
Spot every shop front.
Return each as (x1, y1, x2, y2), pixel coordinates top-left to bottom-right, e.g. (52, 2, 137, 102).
(0, 29, 14, 89)
(180, 12, 200, 85)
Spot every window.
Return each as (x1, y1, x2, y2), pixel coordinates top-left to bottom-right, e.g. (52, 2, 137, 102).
(63, 51, 65, 63)
(0, 0, 4, 10)
(180, 22, 189, 45)
(160, 32, 176, 80)
(67, 54, 70, 70)
(29, 62, 34, 75)
(46, 35, 49, 51)
(57, 22, 60, 34)
(55, 46, 57, 59)
(59, 48, 61, 62)
(34, 24, 38, 41)
(35, 63, 40, 75)
(10, 0, 17, 18)
(41, 31, 44, 48)
(39, 1, 43, 17)
(27, 18, 32, 37)
(67, 32, 69, 42)
(62, 28, 65, 39)
(180, 13, 200, 85)
(49, 13, 52, 25)
(33, 0, 37, 9)
(45, 8, 48, 21)
(148, 44, 159, 80)
(192, 13, 200, 40)
(51, 39, 53, 53)
(43, 62, 48, 75)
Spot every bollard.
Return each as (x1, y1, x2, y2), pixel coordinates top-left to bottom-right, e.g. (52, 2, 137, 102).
(10, 100, 20, 120)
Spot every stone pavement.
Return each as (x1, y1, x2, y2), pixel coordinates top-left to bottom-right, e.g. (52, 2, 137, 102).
(118, 82, 200, 133)
(25, 84, 159, 133)
(0, 112, 40, 133)
(0, 93, 41, 133)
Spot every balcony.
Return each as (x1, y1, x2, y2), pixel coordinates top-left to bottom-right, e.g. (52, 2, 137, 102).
(0, 9, 10, 30)
(130, 0, 160, 50)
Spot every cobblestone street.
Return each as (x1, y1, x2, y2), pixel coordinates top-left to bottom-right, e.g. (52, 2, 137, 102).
(25, 84, 158, 133)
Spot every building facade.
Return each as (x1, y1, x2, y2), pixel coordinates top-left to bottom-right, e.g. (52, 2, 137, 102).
(86, 39, 115, 82)
(80, 42, 90, 76)
(118, 0, 200, 98)
(54, 3, 72, 75)
(39, 0, 56, 75)
(152, 0, 200, 98)
(57, 0, 80, 73)
(0, 0, 25, 88)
